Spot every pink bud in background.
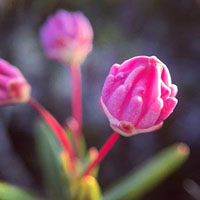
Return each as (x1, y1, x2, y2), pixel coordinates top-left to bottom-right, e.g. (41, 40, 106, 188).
(40, 9, 93, 65)
(0, 59, 31, 106)
(100, 56, 178, 136)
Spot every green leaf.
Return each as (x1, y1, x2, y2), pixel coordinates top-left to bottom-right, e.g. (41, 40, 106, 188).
(103, 143, 190, 200)
(35, 120, 70, 200)
(79, 135, 87, 160)
(0, 182, 40, 200)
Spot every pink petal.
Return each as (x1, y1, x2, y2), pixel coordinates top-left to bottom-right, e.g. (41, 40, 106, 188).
(106, 85, 127, 118)
(101, 74, 116, 103)
(136, 98, 163, 129)
(136, 60, 162, 124)
(0, 74, 10, 88)
(0, 59, 20, 78)
(156, 97, 178, 124)
(161, 64, 172, 86)
(124, 65, 145, 89)
(161, 81, 170, 99)
(121, 95, 143, 123)
(110, 64, 120, 75)
(170, 84, 178, 97)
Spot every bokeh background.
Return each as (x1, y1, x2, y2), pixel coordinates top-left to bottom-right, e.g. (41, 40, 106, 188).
(0, 0, 200, 199)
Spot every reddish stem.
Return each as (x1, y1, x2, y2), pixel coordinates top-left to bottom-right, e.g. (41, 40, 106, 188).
(83, 132, 120, 176)
(70, 64, 82, 145)
(29, 97, 76, 171)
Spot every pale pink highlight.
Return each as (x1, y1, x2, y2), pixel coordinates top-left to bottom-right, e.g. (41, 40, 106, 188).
(100, 56, 178, 136)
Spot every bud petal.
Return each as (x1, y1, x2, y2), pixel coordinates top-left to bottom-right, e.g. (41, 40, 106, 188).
(0, 59, 31, 106)
(40, 9, 93, 65)
(100, 56, 178, 136)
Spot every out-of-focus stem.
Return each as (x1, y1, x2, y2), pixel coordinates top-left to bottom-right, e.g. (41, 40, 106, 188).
(29, 97, 76, 172)
(82, 132, 120, 176)
(69, 64, 82, 148)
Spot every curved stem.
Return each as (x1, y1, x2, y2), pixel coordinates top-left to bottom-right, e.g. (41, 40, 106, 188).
(82, 132, 120, 176)
(29, 97, 76, 172)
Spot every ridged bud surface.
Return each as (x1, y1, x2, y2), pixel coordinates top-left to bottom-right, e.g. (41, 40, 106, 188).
(100, 56, 178, 136)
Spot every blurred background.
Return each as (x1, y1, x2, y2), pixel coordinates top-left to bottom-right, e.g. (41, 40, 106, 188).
(0, 0, 200, 199)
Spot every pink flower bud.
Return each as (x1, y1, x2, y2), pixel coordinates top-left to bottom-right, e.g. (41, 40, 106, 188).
(0, 59, 31, 105)
(40, 9, 93, 65)
(100, 56, 178, 136)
